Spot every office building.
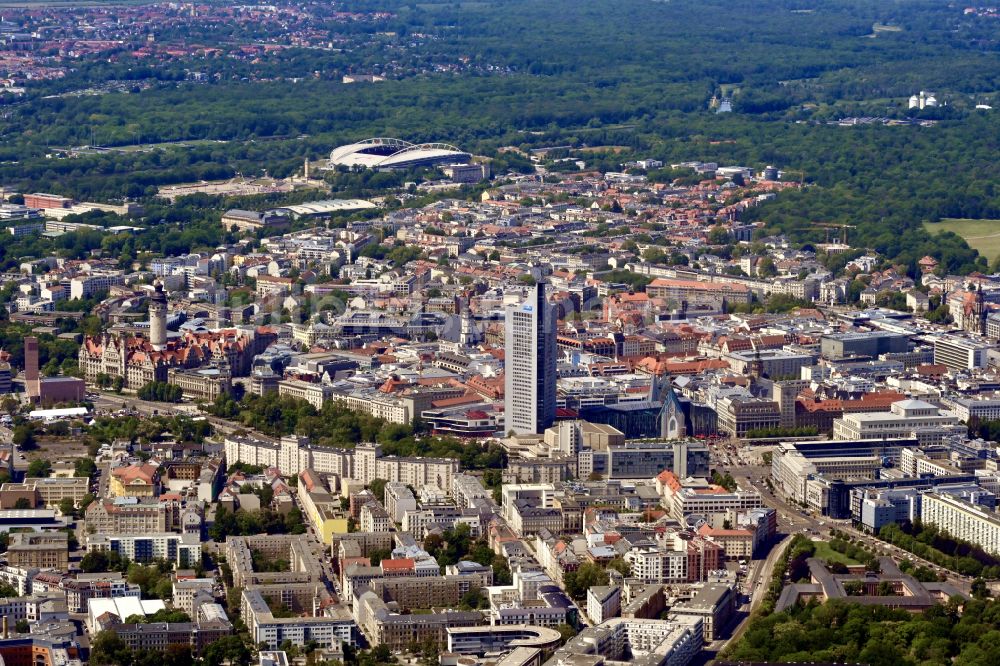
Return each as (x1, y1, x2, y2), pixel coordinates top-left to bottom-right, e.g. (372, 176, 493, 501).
(858, 488, 923, 534)
(770, 438, 924, 516)
(820, 332, 909, 360)
(832, 399, 964, 445)
(715, 396, 780, 438)
(943, 395, 1000, 423)
(775, 557, 966, 613)
(222, 209, 290, 234)
(85, 499, 173, 534)
(0, 361, 10, 395)
(656, 472, 762, 520)
(724, 349, 813, 379)
(505, 282, 558, 435)
(7, 533, 68, 570)
(109, 463, 159, 498)
(446, 625, 563, 655)
(23, 336, 85, 404)
(933, 335, 992, 371)
(577, 440, 710, 480)
(0, 478, 88, 509)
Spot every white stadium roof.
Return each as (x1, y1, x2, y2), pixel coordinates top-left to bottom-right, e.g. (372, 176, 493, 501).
(274, 199, 377, 217)
(328, 137, 471, 170)
(88, 597, 166, 625)
(29, 407, 88, 419)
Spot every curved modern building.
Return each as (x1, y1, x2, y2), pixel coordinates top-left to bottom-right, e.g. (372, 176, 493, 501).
(328, 137, 471, 170)
(446, 624, 563, 655)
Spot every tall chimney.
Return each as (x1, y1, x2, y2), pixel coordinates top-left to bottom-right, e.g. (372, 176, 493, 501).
(4, 615, 9, 639)
(24, 337, 39, 400)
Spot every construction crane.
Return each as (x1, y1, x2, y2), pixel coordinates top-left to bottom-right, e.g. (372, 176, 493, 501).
(815, 223, 856, 245)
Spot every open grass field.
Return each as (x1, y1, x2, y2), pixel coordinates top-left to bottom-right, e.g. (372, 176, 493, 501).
(924, 218, 1000, 262)
(812, 539, 862, 566)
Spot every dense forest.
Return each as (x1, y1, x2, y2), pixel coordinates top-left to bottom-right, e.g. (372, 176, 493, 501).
(728, 532, 1000, 665)
(0, 0, 997, 270)
(727, 597, 1000, 666)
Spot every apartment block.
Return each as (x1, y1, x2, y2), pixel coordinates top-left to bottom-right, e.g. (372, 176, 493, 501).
(86, 533, 201, 568)
(921, 492, 1000, 556)
(383, 483, 417, 523)
(242, 587, 355, 650)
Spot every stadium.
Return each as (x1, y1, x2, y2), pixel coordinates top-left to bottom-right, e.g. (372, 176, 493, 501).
(327, 137, 471, 170)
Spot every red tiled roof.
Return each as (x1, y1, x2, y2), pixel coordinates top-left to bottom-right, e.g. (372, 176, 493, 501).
(381, 558, 415, 570)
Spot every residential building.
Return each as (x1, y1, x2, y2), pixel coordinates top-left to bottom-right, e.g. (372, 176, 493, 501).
(543, 616, 703, 666)
(242, 587, 355, 650)
(62, 574, 142, 613)
(298, 487, 350, 545)
(172, 578, 215, 615)
(921, 492, 1000, 556)
(359, 502, 392, 533)
(587, 585, 621, 624)
(69, 272, 125, 299)
(670, 583, 737, 641)
(354, 589, 481, 649)
(86, 533, 201, 568)
(645, 278, 751, 309)
(383, 483, 417, 523)
(224, 436, 458, 491)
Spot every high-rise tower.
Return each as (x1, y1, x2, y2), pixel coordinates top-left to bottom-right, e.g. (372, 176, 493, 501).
(149, 282, 168, 350)
(459, 299, 480, 348)
(504, 281, 557, 435)
(24, 336, 40, 399)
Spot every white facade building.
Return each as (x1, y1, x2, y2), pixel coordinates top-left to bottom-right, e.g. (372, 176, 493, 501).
(921, 492, 1000, 556)
(505, 282, 557, 435)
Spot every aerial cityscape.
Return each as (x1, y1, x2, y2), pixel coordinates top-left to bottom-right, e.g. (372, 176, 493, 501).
(0, 0, 999, 665)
